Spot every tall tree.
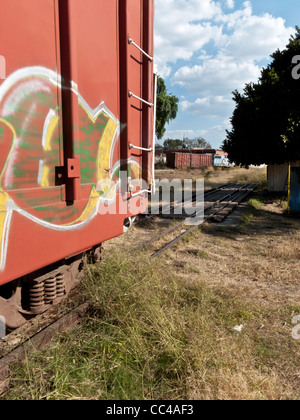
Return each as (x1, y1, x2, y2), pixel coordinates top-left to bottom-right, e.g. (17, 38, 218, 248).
(195, 137, 212, 149)
(182, 137, 212, 149)
(223, 27, 300, 166)
(162, 137, 212, 150)
(163, 138, 183, 150)
(156, 76, 179, 140)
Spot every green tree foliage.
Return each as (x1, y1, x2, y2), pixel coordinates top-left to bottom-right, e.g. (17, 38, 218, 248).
(163, 138, 183, 150)
(156, 76, 179, 140)
(184, 137, 212, 149)
(163, 137, 212, 150)
(223, 27, 300, 166)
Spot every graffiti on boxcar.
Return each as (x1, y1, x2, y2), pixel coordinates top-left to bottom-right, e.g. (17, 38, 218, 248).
(0, 67, 142, 271)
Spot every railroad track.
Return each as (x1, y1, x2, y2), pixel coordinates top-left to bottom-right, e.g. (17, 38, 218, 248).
(134, 182, 258, 257)
(0, 182, 258, 396)
(0, 302, 91, 395)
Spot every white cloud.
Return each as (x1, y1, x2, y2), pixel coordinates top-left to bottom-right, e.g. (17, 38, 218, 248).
(154, 0, 295, 145)
(155, 0, 225, 77)
(217, 2, 293, 61)
(226, 0, 235, 9)
(181, 95, 234, 118)
(155, 0, 294, 117)
(173, 55, 261, 96)
(162, 120, 231, 146)
(163, 129, 206, 140)
(155, 22, 224, 78)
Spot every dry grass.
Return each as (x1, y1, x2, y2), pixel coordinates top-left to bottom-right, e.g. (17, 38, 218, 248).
(102, 168, 299, 399)
(155, 166, 268, 190)
(5, 247, 299, 400)
(3, 167, 299, 400)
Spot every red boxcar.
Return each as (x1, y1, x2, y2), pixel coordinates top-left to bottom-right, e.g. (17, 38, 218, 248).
(166, 152, 213, 169)
(0, 0, 156, 329)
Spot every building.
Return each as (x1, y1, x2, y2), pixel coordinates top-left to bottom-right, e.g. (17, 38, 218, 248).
(267, 161, 300, 192)
(155, 148, 166, 164)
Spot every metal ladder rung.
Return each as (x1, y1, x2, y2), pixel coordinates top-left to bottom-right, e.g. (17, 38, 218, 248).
(129, 144, 153, 152)
(130, 189, 152, 198)
(128, 38, 153, 62)
(129, 91, 154, 108)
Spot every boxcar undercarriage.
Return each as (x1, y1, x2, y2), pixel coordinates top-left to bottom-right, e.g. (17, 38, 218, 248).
(0, 244, 103, 330)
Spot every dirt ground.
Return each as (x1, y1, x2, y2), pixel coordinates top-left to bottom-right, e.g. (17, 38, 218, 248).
(179, 200, 300, 307)
(103, 167, 300, 399)
(3, 167, 299, 400)
(106, 167, 299, 308)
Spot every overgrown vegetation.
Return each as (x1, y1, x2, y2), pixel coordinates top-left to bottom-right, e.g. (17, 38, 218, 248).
(230, 168, 268, 189)
(3, 168, 299, 400)
(4, 244, 299, 400)
(156, 166, 268, 192)
(239, 197, 265, 229)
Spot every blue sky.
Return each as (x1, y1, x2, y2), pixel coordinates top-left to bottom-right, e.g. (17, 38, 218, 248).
(154, 0, 299, 148)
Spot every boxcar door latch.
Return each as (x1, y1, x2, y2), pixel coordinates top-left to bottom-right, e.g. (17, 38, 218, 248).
(67, 158, 80, 179)
(55, 158, 80, 186)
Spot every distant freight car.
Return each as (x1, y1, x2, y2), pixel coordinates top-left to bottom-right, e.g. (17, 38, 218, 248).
(0, 0, 156, 330)
(166, 152, 213, 169)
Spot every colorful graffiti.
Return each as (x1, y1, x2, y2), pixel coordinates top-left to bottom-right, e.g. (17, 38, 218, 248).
(0, 67, 142, 271)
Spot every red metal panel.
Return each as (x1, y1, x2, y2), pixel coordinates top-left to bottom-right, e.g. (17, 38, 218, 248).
(0, 0, 155, 286)
(119, 0, 130, 183)
(169, 152, 213, 169)
(166, 151, 175, 168)
(142, 0, 155, 187)
(0, 0, 60, 73)
(120, 0, 155, 191)
(0, 0, 65, 284)
(127, 0, 143, 185)
(58, 0, 81, 202)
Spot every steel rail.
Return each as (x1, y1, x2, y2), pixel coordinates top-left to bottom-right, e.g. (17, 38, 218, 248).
(0, 302, 91, 395)
(132, 183, 254, 254)
(151, 184, 258, 258)
(153, 182, 240, 221)
(0, 183, 258, 395)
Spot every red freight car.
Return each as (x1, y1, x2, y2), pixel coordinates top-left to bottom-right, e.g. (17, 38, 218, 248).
(166, 152, 213, 169)
(0, 0, 156, 329)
